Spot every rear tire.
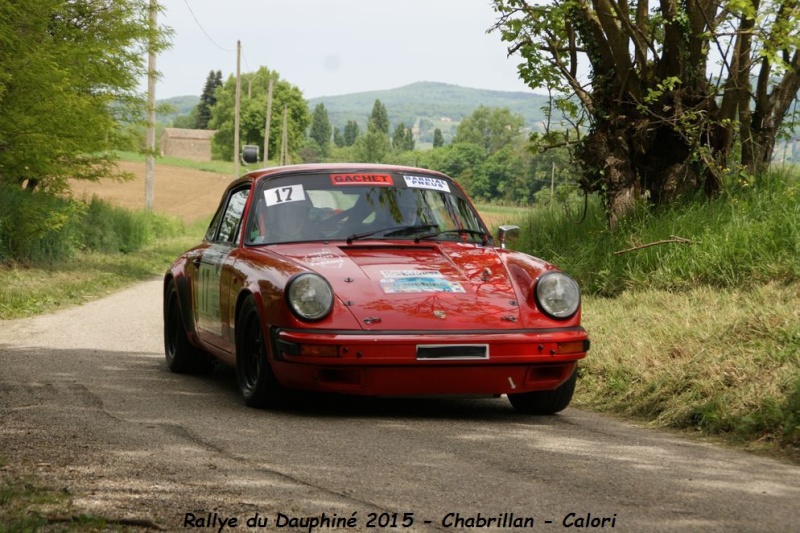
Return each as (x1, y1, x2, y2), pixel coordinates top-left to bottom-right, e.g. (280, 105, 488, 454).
(236, 296, 287, 408)
(164, 280, 212, 374)
(508, 367, 578, 415)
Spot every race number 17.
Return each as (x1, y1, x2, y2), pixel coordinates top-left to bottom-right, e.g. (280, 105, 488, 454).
(265, 184, 305, 206)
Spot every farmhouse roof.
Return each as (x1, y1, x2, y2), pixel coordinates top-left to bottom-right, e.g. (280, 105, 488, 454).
(161, 128, 216, 140)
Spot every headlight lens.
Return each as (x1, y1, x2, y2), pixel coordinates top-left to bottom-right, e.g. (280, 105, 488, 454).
(286, 273, 334, 321)
(535, 272, 580, 319)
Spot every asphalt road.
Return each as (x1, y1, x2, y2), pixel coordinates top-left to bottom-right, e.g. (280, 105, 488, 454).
(1, 279, 798, 532)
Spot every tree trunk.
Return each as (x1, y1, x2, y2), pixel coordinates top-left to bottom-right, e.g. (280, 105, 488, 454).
(577, 106, 710, 229)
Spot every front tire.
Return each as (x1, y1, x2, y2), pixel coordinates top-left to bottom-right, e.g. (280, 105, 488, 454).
(508, 367, 578, 415)
(236, 296, 286, 408)
(164, 279, 211, 374)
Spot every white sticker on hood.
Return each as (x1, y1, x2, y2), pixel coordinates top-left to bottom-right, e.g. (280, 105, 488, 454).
(381, 269, 442, 278)
(380, 276, 465, 294)
(303, 248, 343, 268)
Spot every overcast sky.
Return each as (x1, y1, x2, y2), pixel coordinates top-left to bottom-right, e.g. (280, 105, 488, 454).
(152, 0, 535, 100)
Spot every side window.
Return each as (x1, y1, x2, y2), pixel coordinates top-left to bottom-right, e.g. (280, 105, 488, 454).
(205, 204, 224, 241)
(214, 187, 250, 244)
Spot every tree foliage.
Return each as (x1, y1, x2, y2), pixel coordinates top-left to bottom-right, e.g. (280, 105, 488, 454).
(343, 120, 360, 146)
(433, 128, 445, 148)
(0, 0, 171, 192)
(368, 99, 390, 135)
(195, 70, 222, 129)
(210, 67, 309, 163)
(392, 122, 415, 152)
(451, 105, 524, 155)
(492, 0, 800, 227)
(309, 103, 332, 156)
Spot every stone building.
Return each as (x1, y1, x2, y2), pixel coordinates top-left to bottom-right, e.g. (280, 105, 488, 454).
(160, 128, 216, 161)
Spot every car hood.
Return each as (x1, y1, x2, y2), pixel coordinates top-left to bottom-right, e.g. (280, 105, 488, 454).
(277, 242, 525, 330)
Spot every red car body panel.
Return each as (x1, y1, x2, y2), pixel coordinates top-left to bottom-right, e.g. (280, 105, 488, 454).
(165, 163, 588, 399)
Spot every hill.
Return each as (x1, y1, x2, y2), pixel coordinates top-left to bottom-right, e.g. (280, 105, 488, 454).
(156, 95, 200, 124)
(159, 82, 550, 144)
(308, 81, 550, 143)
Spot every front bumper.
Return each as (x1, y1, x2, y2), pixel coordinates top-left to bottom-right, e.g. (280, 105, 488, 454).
(270, 327, 589, 396)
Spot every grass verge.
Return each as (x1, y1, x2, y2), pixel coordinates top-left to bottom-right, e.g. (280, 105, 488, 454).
(0, 220, 206, 320)
(1, 460, 155, 531)
(578, 283, 800, 461)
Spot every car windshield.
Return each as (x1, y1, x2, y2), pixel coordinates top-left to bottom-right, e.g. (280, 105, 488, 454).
(245, 171, 488, 245)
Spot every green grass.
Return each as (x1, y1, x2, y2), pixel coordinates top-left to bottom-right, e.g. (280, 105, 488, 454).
(518, 173, 800, 295)
(115, 149, 239, 175)
(508, 171, 800, 460)
(578, 284, 800, 460)
(0, 463, 152, 531)
(0, 216, 207, 320)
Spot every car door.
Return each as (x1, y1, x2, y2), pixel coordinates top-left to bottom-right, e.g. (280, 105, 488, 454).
(193, 185, 250, 351)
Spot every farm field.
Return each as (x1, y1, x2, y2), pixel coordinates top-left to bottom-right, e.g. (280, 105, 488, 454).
(69, 161, 233, 223)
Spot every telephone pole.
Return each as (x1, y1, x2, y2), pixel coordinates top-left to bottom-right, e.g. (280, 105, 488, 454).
(144, 0, 157, 210)
(233, 40, 242, 179)
(264, 77, 274, 166)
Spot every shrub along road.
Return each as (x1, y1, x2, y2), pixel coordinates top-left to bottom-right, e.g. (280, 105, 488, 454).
(1, 279, 799, 531)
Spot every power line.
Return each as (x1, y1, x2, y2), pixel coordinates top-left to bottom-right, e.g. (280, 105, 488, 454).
(181, 0, 234, 52)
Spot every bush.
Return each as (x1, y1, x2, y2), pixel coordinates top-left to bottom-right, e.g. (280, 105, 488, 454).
(0, 186, 184, 264)
(0, 187, 85, 263)
(518, 172, 800, 294)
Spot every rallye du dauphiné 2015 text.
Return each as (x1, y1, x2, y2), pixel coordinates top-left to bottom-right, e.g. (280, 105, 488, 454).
(182, 510, 618, 530)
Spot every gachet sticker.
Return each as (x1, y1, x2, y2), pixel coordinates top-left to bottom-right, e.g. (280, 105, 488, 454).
(403, 175, 450, 192)
(330, 173, 394, 186)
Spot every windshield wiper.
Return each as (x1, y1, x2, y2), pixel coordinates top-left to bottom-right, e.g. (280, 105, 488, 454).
(415, 228, 491, 245)
(346, 224, 439, 244)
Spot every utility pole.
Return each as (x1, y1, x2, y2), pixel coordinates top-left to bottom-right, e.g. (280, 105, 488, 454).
(280, 104, 288, 165)
(264, 77, 274, 166)
(233, 40, 241, 179)
(144, 0, 157, 210)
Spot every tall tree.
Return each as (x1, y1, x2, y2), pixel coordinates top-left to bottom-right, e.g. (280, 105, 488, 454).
(492, 0, 800, 227)
(195, 70, 222, 129)
(0, 0, 171, 192)
(333, 127, 345, 148)
(369, 99, 390, 135)
(433, 128, 445, 148)
(392, 122, 415, 152)
(343, 120, 360, 146)
(309, 103, 332, 157)
(355, 130, 390, 163)
(209, 67, 309, 163)
(452, 106, 524, 155)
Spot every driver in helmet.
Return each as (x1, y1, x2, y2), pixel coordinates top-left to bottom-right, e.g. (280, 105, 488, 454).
(265, 199, 313, 242)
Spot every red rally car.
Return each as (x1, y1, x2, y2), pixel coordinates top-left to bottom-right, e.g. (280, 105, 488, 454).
(163, 163, 589, 413)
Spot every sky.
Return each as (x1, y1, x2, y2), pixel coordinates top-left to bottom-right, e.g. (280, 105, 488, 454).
(152, 0, 535, 100)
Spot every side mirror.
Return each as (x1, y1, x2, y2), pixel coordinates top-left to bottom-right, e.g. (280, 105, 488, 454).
(496, 225, 520, 249)
(241, 145, 259, 165)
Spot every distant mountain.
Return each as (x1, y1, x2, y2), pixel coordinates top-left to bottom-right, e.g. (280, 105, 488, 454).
(309, 81, 550, 144)
(310, 81, 547, 125)
(156, 95, 199, 124)
(157, 82, 551, 143)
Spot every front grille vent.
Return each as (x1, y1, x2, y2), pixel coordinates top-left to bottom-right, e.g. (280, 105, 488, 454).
(416, 344, 489, 360)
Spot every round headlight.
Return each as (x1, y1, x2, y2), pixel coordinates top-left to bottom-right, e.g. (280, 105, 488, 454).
(286, 273, 334, 321)
(535, 272, 580, 319)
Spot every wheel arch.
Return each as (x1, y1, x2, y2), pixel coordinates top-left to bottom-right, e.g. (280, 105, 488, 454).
(164, 273, 197, 337)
